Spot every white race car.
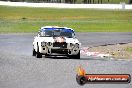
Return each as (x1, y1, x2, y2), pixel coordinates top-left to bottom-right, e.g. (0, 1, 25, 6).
(32, 26, 81, 59)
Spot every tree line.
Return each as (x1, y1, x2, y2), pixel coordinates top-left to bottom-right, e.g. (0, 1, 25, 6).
(1, 0, 132, 4)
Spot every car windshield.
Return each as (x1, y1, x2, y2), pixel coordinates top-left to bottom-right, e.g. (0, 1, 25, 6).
(39, 29, 75, 38)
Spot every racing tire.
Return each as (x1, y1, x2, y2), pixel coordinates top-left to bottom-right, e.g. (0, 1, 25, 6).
(69, 51, 80, 59)
(36, 45, 42, 58)
(75, 51, 80, 59)
(45, 54, 50, 58)
(32, 47, 36, 56)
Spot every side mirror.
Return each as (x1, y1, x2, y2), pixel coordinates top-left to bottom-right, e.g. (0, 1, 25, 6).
(37, 31, 40, 36)
(37, 34, 40, 37)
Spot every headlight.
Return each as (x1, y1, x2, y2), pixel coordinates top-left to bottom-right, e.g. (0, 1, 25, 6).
(70, 43, 74, 48)
(41, 42, 46, 47)
(74, 43, 79, 49)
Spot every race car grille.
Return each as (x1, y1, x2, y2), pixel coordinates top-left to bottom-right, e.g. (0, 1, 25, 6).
(53, 42, 67, 48)
(51, 49, 68, 54)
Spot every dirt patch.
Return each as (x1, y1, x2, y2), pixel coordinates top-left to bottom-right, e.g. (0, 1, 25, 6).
(88, 43, 132, 60)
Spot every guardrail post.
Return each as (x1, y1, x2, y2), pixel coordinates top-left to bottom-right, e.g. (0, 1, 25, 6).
(120, 2, 125, 9)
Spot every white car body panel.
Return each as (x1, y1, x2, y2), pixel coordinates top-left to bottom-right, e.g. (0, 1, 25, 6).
(33, 26, 81, 56)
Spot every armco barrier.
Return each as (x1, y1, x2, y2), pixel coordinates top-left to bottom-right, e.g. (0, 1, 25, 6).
(0, 1, 132, 9)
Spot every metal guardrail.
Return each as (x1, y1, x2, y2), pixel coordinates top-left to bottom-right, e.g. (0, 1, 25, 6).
(1, 0, 131, 4)
(0, 1, 132, 9)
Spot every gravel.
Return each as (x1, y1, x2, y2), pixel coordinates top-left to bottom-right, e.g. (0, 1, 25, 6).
(88, 43, 132, 59)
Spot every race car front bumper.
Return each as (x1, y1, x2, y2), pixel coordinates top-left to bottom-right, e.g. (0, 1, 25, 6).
(40, 42, 80, 55)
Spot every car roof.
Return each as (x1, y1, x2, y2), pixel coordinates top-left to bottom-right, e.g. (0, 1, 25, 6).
(40, 26, 74, 32)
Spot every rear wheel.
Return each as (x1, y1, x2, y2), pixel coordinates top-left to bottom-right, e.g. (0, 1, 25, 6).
(36, 45, 42, 58)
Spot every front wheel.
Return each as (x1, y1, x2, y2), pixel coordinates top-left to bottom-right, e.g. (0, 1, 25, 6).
(45, 54, 50, 58)
(36, 45, 42, 58)
(32, 47, 36, 56)
(69, 51, 80, 59)
(75, 51, 80, 59)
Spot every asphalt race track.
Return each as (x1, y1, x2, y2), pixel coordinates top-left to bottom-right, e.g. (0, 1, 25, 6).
(0, 32, 132, 88)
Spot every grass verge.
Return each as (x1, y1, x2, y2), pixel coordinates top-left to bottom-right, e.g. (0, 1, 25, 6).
(0, 6, 132, 33)
(126, 47, 132, 52)
(89, 43, 132, 60)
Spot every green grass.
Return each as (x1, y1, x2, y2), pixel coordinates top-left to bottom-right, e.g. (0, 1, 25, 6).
(126, 47, 132, 52)
(0, 6, 132, 33)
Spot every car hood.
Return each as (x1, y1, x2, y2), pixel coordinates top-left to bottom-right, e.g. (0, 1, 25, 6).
(65, 37, 79, 44)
